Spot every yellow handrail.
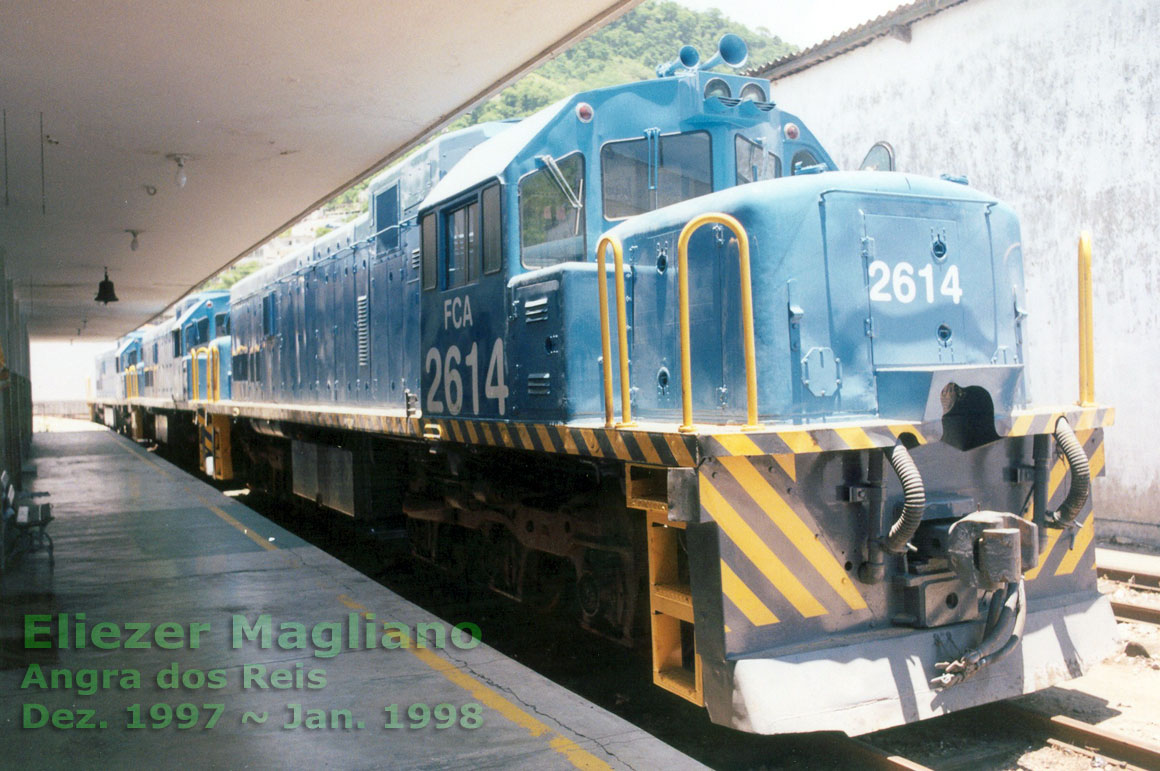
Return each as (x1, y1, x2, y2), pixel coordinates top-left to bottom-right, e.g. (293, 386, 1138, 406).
(1077, 231, 1094, 406)
(676, 213, 760, 433)
(595, 235, 634, 428)
(191, 346, 210, 401)
(126, 365, 137, 399)
(210, 346, 220, 402)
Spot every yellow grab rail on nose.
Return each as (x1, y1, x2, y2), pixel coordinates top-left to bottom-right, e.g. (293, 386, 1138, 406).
(1077, 231, 1095, 406)
(676, 213, 760, 433)
(210, 346, 221, 402)
(191, 346, 210, 401)
(595, 235, 634, 428)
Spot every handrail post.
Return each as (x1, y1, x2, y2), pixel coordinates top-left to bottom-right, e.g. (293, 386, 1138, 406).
(611, 238, 634, 427)
(595, 237, 616, 428)
(676, 212, 761, 433)
(1077, 231, 1095, 406)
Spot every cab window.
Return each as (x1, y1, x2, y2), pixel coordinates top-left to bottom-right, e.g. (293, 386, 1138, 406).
(421, 212, 437, 290)
(735, 135, 781, 185)
(519, 153, 585, 269)
(214, 313, 230, 338)
(791, 149, 821, 175)
(481, 183, 502, 275)
(602, 131, 711, 220)
(446, 200, 480, 289)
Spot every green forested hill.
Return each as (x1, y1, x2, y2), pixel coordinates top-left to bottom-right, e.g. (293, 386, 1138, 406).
(450, 0, 794, 126)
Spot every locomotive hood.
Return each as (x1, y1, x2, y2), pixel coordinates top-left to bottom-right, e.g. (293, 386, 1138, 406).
(602, 171, 1028, 429)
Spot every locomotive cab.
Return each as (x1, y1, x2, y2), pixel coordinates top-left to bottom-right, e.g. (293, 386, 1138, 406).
(416, 52, 836, 423)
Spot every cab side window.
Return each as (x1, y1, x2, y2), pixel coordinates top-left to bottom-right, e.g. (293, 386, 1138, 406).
(423, 182, 503, 291)
(791, 149, 821, 175)
(446, 200, 480, 289)
(735, 135, 781, 184)
(519, 153, 585, 269)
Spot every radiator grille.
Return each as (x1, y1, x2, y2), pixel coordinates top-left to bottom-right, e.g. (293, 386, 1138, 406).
(356, 294, 370, 367)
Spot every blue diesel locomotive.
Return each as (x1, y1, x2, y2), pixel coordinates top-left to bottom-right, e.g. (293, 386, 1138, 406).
(92, 36, 1116, 735)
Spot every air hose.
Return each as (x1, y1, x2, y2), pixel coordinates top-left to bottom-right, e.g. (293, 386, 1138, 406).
(884, 444, 925, 554)
(1052, 416, 1090, 528)
(931, 579, 1027, 689)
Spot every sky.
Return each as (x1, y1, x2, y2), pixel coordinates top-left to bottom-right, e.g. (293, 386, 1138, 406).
(674, 0, 905, 47)
(30, 0, 906, 403)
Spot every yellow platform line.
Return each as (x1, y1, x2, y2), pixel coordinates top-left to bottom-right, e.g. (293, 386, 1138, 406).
(322, 596, 611, 770)
(720, 560, 779, 626)
(700, 476, 827, 618)
(719, 457, 866, 611)
(121, 432, 610, 771)
(116, 438, 277, 552)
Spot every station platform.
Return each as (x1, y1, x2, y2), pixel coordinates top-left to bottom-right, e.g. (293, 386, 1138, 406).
(1, 426, 703, 770)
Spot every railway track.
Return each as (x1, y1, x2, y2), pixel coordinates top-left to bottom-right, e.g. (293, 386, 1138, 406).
(840, 704, 1160, 771)
(1098, 554, 1160, 626)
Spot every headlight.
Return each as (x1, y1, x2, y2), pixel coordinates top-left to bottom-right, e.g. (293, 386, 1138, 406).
(704, 78, 731, 100)
(739, 83, 765, 101)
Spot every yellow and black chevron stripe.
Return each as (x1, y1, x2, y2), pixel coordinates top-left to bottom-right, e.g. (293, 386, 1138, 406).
(137, 399, 1113, 469)
(1007, 406, 1115, 439)
(697, 454, 868, 650)
(422, 418, 698, 467)
(1023, 427, 1106, 581)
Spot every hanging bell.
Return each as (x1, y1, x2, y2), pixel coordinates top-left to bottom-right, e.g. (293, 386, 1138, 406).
(95, 267, 119, 304)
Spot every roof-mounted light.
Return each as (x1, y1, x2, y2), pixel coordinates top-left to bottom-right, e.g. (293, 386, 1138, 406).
(575, 102, 593, 123)
(704, 78, 731, 100)
(739, 83, 766, 102)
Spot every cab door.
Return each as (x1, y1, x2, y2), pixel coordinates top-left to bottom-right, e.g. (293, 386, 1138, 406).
(419, 182, 509, 421)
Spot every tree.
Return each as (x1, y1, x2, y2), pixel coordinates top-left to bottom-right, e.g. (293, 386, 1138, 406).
(448, 0, 794, 128)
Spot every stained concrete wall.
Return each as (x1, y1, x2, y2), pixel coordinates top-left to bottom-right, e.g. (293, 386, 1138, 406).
(0, 245, 34, 488)
(768, 0, 1159, 541)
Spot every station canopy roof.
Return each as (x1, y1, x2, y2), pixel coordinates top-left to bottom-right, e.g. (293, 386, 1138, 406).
(0, 0, 639, 339)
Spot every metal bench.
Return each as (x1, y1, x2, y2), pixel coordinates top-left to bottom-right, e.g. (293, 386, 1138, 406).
(0, 470, 53, 570)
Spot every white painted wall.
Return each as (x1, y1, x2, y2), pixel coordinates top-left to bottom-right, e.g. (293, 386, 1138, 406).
(770, 0, 1160, 538)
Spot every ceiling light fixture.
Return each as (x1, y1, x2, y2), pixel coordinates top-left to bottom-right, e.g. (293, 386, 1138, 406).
(95, 267, 118, 304)
(167, 153, 189, 188)
(126, 229, 140, 251)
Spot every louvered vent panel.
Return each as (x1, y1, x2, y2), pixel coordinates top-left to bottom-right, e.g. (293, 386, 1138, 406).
(527, 373, 551, 396)
(524, 297, 549, 323)
(357, 294, 370, 367)
(411, 249, 421, 271)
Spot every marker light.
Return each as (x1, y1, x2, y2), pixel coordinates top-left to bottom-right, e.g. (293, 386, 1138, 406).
(784, 122, 800, 141)
(576, 102, 593, 123)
